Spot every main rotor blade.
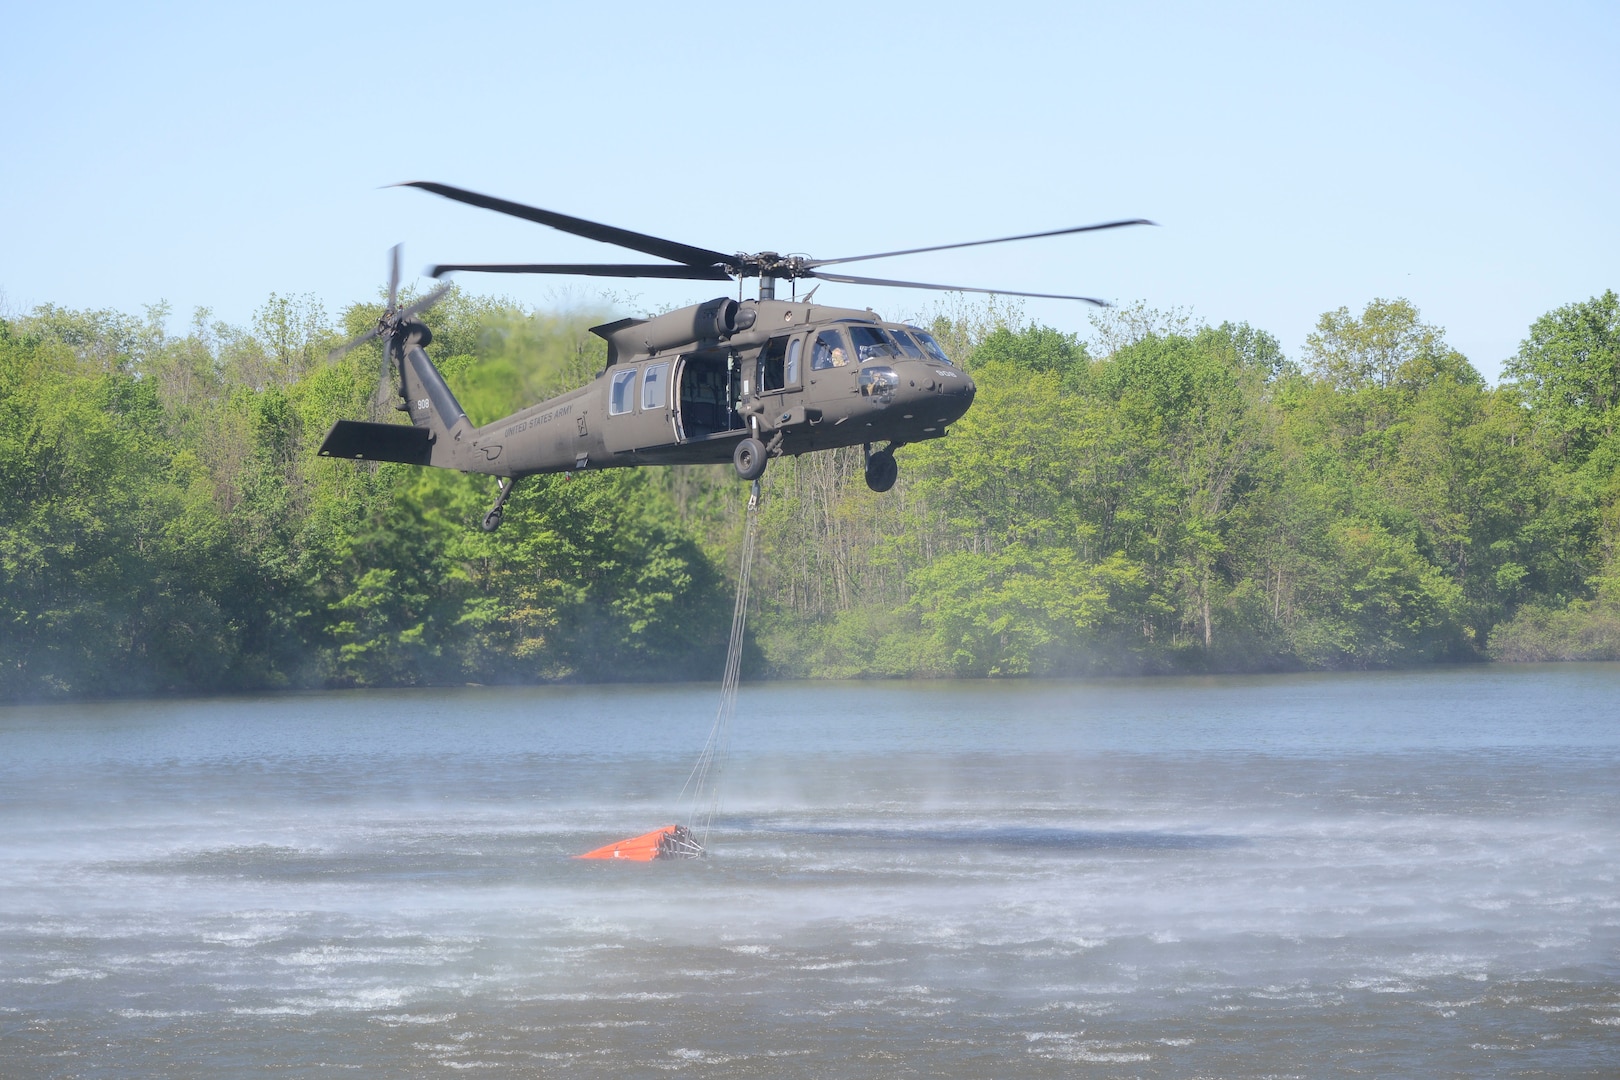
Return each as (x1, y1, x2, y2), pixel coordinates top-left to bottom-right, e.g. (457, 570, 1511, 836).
(428, 262, 734, 281)
(807, 219, 1156, 268)
(397, 181, 735, 271)
(805, 269, 1110, 306)
(387, 244, 401, 311)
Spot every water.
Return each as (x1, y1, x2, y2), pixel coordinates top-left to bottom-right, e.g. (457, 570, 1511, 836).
(2, 666, 1618, 1077)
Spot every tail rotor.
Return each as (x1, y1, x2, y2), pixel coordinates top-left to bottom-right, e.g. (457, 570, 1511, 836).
(328, 245, 453, 419)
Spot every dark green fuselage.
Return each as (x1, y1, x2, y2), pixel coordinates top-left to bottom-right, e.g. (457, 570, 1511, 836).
(320, 297, 976, 482)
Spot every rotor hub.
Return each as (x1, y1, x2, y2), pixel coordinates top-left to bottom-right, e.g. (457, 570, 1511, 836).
(730, 251, 807, 280)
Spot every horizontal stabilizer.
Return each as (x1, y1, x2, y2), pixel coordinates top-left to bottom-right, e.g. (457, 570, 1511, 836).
(318, 420, 433, 466)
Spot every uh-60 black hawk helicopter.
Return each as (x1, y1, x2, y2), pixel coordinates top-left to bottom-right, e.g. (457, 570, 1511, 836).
(319, 181, 1152, 531)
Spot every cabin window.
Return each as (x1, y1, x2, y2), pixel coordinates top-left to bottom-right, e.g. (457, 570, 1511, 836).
(643, 362, 668, 411)
(811, 329, 851, 370)
(849, 325, 900, 362)
(890, 330, 925, 359)
(759, 336, 789, 392)
(785, 338, 802, 385)
(912, 329, 953, 366)
(609, 369, 636, 415)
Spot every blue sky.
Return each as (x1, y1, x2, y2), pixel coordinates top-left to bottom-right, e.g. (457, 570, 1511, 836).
(3, 1, 1615, 381)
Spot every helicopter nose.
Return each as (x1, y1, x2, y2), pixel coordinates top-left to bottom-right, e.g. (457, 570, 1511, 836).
(942, 370, 975, 401)
(933, 368, 975, 421)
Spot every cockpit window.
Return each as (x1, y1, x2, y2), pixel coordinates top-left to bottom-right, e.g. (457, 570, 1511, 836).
(889, 330, 925, 359)
(849, 325, 899, 362)
(812, 329, 851, 370)
(911, 329, 953, 366)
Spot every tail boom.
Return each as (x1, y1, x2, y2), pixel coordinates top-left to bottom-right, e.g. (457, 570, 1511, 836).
(319, 324, 501, 474)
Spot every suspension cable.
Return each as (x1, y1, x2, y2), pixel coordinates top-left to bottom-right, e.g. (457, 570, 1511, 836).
(677, 479, 761, 852)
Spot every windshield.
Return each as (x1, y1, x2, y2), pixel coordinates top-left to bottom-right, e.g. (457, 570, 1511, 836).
(849, 325, 899, 363)
(911, 329, 952, 366)
(889, 330, 925, 359)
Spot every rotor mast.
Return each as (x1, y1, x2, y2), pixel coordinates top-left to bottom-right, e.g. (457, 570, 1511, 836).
(750, 252, 785, 301)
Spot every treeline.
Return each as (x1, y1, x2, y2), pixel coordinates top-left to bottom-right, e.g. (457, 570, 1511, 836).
(749, 294, 1620, 675)
(1, 287, 1617, 699)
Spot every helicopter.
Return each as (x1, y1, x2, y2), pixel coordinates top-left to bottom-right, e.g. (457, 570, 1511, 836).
(318, 182, 1152, 531)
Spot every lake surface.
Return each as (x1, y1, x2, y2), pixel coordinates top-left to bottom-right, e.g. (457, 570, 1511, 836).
(3, 666, 1618, 1077)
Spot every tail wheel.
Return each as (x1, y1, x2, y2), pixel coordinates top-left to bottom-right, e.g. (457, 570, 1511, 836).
(865, 450, 898, 493)
(733, 437, 767, 481)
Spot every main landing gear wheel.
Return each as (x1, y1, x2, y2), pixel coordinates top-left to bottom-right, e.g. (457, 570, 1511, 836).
(733, 437, 767, 481)
(864, 449, 898, 493)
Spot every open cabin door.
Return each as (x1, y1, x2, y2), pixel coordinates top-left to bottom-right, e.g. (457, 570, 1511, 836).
(673, 351, 746, 442)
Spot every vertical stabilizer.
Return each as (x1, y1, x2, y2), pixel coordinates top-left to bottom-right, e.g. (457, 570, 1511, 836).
(396, 325, 473, 469)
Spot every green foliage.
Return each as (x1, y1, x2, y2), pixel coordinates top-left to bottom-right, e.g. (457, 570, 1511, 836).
(1487, 600, 1620, 662)
(0, 296, 726, 700)
(1285, 519, 1466, 666)
(5, 285, 1620, 701)
(0, 312, 261, 697)
(750, 299, 1611, 677)
(1305, 297, 1477, 393)
(971, 324, 1088, 379)
(908, 547, 1143, 675)
(1505, 290, 1620, 460)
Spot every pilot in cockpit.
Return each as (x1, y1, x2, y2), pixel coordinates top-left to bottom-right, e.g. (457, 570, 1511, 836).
(812, 330, 849, 370)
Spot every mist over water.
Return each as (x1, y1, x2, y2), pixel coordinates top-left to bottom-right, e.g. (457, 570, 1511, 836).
(3, 667, 1618, 1077)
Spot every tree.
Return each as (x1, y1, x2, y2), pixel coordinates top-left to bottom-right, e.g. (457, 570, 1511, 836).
(1504, 290, 1620, 460)
(1304, 298, 1474, 395)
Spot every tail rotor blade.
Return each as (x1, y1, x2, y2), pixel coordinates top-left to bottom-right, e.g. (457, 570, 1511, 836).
(328, 246, 454, 371)
(396, 280, 453, 321)
(328, 324, 383, 360)
(371, 337, 397, 420)
(387, 244, 402, 311)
